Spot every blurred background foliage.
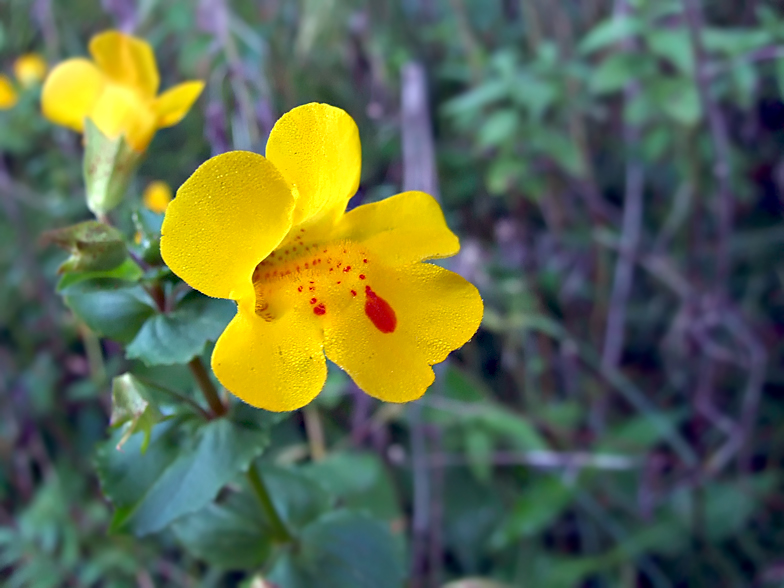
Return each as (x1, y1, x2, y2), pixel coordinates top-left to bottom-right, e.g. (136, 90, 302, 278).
(2, 0, 784, 586)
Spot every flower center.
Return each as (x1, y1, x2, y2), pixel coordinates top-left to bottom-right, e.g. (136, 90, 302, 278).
(251, 229, 396, 333)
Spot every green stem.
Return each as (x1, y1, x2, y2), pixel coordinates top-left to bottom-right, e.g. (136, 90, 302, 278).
(246, 461, 293, 542)
(188, 357, 227, 418)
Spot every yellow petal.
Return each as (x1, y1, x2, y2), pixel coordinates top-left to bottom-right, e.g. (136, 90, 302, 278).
(89, 30, 159, 96)
(211, 306, 326, 411)
(266, 103, 361, 226)
(332, 191, 460, 266)
(154, 80, 204, 127)
(41, 58, 104, 131)
(143, 180, 172, 213)
(13, 53, 47, 87)
(161, 151, 296, 300)
(324, 262, 483, 402)
(0, 75, 18, 109)
(89, 83, 157, 150)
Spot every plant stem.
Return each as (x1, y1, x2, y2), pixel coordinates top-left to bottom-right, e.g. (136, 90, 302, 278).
(187, 357, 227, 418)
(246, 461, 292, 542)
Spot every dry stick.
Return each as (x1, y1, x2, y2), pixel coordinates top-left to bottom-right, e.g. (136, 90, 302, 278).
(601, 0, 644, 374)
(401, 62, 442, 588)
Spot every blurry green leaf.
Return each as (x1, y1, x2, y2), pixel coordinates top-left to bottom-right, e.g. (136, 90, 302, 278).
(730, 61, 757, 108)
(267, 510, 405, 588)
(57, 257, 143, 291)
(304, 452, 401, 521)
(580, 16, 641, 54)
(110, 374, 165, 453)
(490, 475, 575, 548)
(589, 53, 650, 95)
(126, 293, 235, 365)
(646, 28, 693, 74)
(442, 580, 512, 588)
(511, 75, 558, 120)
(83, 119, 142, 215)
(532, 131, 585, 177)
(598, 410, 687, 452)
(442, 80, 509, 118)
(703, 28, 771, 56)
(62, 279, 156, 344)
(96, 418, 269, 536)
(477, 109, 519, 149)
(172, 488, 273, 569)
(43, 220, 127, 274)
(132, 208, 164, 265)
(465, 428, 493, 482)
(653, 78, 701, 126)
(486, 158, 525, 195)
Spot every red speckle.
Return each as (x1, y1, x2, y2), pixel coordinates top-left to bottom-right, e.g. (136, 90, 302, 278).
(351, 290, 357, 297)
(285, 250, 289, 254)
(309, 286, 315, 291)
(329, 268, 334, 272)
(313, 303, 326, 315)
(323, 249, 328, 253)
(296, 265, 301, 271)
(310, 298, 317, 305)
(363, 258, 368, 263)
(343, 266, 351, 273)
(359, 274, 366, 280)
(297, 286, 303, 292)
(364, 286, 396, 333)
(305, 263, 310, 269)
(300, 228, 305, 232)
(336, 281, 341, 285)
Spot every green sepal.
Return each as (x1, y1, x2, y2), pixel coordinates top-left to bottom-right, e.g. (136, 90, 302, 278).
(83, 118, 142, 216)
(43, 220, 128, 274)
(131, 208, 164, 265)
(110, 373, 165, 453)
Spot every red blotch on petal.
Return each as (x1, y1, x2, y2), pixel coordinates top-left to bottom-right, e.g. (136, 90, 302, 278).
(364, 286, 396, 333)
(313, 303, 326, 315)
(310, 298, 317, 305)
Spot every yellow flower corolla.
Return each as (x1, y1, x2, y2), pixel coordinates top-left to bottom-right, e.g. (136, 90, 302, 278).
(13, 53, 47, 88)
(143, 180, 172, 213)
(41, 30, 204, 152)
(0, 74, 18, 109)
(161, 103, 483, 412)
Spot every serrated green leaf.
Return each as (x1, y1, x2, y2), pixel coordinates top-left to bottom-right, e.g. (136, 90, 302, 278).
(125, 293, 235, 365)
(62, 279, 156, 344)
(96, 418, 270, 536)
(267, 510, 405, 588)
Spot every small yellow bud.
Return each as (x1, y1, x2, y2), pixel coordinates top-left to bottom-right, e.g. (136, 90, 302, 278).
(143, 181, 173, 214)
(0, 75, 18, 109)
(13, 53, 47, 88)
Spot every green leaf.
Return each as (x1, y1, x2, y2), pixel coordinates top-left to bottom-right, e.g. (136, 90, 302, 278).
(532, 130, 585, 177)
(703, 27, 771, 57)
(96, 418, 270, 536)
(172, 488, 273, 569)
(477, 109, 519, 149)
(465, 428, 493, 482)
(442, 79, 509, 119)
(654, 78, 701, 126)
(303, 452, 401, 521)
(43, 220, 128, 274)
(126, 293, 235, 366)
(579, 16, 641, 54)
(490, 475, 575, 548)
(109, 374, 165, 453)
(56, 257, 143, 291)
(646, 28, 693, 74)
(589, 53, 649, 95)
(62, 279, 156, 344)
(267, 510, 405, 588)
(83, 119, 142, 215)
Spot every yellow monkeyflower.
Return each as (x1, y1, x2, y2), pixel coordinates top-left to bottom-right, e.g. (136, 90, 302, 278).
(143, 180, 172, 213)
(161, 103, 483, 412)
(41, 30, 204, 151)
(13, 53, 47, 87)
(0, 74, 18, 109)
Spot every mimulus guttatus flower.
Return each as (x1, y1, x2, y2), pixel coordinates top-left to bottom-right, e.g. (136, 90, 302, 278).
(41, 30, 204, 151)
(0, 75, 17, 109)
(13, 53, 47, 88)
(161, 103, 483, 412)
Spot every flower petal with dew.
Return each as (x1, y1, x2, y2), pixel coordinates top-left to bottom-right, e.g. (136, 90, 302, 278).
(143, 180, 173, 214)
(161, 103, 483, 411)
(41, 30, 204, 151)
(0, 75, 18, 109)
(13, 53, 47, 88)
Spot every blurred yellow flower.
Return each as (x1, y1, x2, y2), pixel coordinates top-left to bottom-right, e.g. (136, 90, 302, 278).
(0, 74, 18, 109)
(13, 53, 47, 87)
(41, 30, 204, 152)
(143, 180, 172, 213)
(161, 103, 483, 412)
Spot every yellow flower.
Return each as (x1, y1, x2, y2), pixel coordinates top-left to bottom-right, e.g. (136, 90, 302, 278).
(13, 53, 47, 87)
(0, 74, 18, 109)
(161, 103, 483, 412)
(41, 30, 204, 152)
(143, 180, 172, 213)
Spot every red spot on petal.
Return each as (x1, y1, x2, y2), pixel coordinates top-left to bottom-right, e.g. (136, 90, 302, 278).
(310, 298, 317, 304)
(309, 286, 315, 291)
(343, 266, 351, 273)
(323, 249, 328, 253)
(351, 290, 357, 297)
(336, 281, 341, 284)
(364, 286, 396, 333)
(285, 250, 289, 254)
(359, 274, 366, 280)
(363, 258, 368, 263)
(300, 228, 305, 232)
(313, 303, 326, 315)
(329, 268, 334, 272)
(297, 286, 303, 292)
